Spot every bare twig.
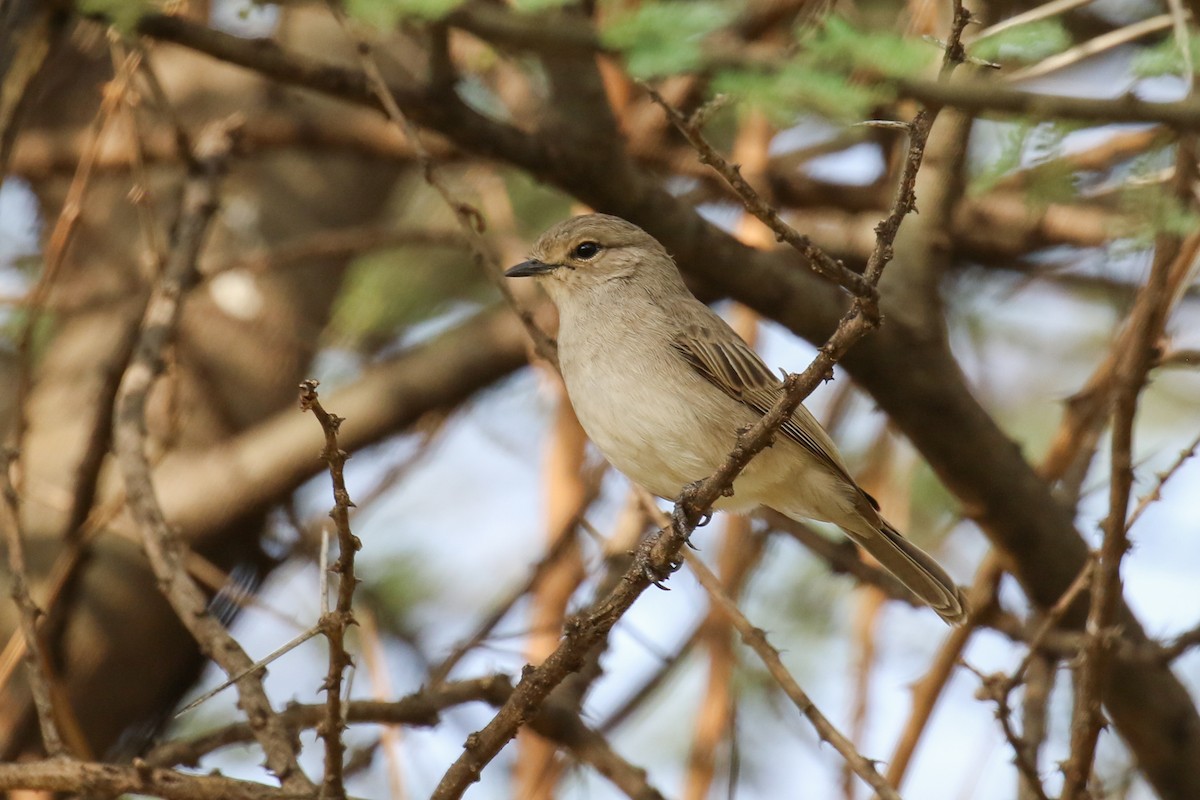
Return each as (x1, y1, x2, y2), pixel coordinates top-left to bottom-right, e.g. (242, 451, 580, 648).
(896, 76, 1200, 129)
(885, 554, 1005, 789)
(683, 301, 766, 800)
(683, 549, 903, 800)
(971, 558, 1096, 800)
(14, 44, 140, 421)
(515, 383, 589, 800)
(298, 379, 360, 799)
(1061, 246, 1183, 800)
(111, 116, 312, 792)
(175, 626, 324, 718)
(598, 621, 703, 733)
(641, 84, 876, 303)
(0, 449, 65, 756)
(1125, 429, 1200, 530)
(1004, 14, 1177, 83)
(148, 675, 670, 800)
(972, 0, 1097, 39)
(1018, 649, 1055, 800)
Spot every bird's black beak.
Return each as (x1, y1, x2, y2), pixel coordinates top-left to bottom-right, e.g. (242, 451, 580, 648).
(505, 259, 558, 278)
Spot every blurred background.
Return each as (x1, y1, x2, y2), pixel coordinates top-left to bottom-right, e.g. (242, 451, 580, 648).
(0, 0, 1198, 798)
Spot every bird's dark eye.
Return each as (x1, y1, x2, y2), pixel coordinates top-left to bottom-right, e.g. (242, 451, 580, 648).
(572, 241, 601, 260)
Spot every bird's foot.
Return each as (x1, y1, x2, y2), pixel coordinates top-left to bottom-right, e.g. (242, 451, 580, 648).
(637, 549, 682, 590)
(670, 501, 707, 551)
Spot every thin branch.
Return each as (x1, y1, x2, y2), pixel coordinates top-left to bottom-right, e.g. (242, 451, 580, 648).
(972, 558, 1096, 800)
(972, 0, 1098, 39)
(598, 621, 704, 733)
(322, 2, 558, 365)
(682, 549, 902, 800)
(298, 379, 360, 800)
(1018, 648, 1055, 800)
(1125, 428, 1200, 530)
(110, 116, 312, 792)
(897, 77, 1200, 129)
(885, 553, 1005, 789)
(148, 675, 670, 800)
(148, 676, 511, 768)
(174, 626, 323, 718)
(641, 85, 876, 303)
(0, 449, 65, 756)
(1061, 226, 1187, 800)
(1004, 14, 1176, 83)
(426, 501, 599, 686)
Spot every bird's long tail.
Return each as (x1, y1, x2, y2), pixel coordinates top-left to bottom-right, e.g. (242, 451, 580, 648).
(841, 518, 967, 625)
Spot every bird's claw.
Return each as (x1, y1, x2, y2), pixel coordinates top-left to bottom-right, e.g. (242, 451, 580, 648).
(642, 558, 678, 589)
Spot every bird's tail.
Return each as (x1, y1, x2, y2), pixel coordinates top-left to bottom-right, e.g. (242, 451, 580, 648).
(842, 518, 967, 625)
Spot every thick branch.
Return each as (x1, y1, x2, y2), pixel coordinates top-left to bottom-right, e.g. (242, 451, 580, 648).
(898, 77, 1200, 128)
(0, 759, 308, 800)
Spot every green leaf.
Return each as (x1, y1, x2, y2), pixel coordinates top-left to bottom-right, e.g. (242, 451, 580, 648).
(970, 121, 1033, 195)
(511, 0, 575, 10)
(78, 0, 157, 33)
(713, 64, 889, 124)
(602, 1, 736, 78)
(1121, 184, 1200, 239)
(1132, 34, 1200, 78)
(799, 16, 936, 79)
(970, 19, 1071, 65)
(345, 0, 463, 27)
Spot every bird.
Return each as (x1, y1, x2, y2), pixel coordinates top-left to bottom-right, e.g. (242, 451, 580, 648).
(506, 213, 966, 625)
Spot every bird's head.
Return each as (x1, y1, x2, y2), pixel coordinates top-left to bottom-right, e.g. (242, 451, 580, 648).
(506, 214, 683, 301)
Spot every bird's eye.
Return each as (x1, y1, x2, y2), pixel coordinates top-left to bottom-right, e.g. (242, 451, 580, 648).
(572, 241, 601, 260)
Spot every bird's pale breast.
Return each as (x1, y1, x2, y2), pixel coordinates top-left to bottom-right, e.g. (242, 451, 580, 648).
(556, 294, 838, 516)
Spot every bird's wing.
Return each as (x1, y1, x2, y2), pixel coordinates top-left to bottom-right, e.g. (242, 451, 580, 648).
(671, 320, 874, 508)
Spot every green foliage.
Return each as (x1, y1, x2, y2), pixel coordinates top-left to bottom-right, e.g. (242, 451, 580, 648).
(601, 1, 736, 78)
(798, 16, 934, 79)
(971, 122, 1079, 205)
(78, 0, 156, 33)
(713, 64, 887, 124)
(708, 17, 935, 123)
(970, 19, 1071, 65)
(504, 171, 575, 239)
(969, 121, 1032, 195)
(346, 0, 463, 27)
(510, 0, 575, 10)
(1132, 34, 1200, 78)
(356, 555, 434, 638)
(1121, 184, 1200, 239)
(329, 245, 485, 346)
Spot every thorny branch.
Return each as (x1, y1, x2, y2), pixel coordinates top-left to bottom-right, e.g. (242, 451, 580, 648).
(1061, 214, 1191, 800)
(973, 559, 1096, 800)
(640, 490, 900, 800)
(642, 85, 876, 302)
(431, 10, 973, 797)
(298, 379, 360, 800)
(683, 549, 902, 800)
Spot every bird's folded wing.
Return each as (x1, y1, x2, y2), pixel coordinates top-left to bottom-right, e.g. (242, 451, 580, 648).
(671, 321, 873, 506)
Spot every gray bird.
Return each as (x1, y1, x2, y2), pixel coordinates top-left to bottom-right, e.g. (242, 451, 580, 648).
(506, 214, 966, 624)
